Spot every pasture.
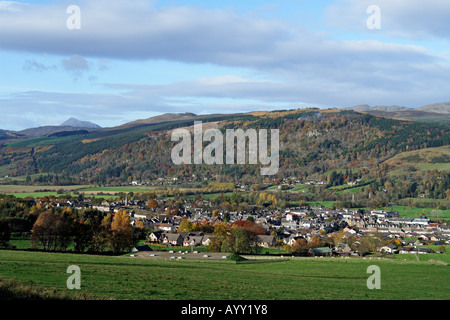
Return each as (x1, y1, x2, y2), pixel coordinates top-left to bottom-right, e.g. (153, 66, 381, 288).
(0, 250, 448, 300)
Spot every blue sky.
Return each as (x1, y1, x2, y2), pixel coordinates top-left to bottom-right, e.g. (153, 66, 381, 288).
(1, 0, 449, 130)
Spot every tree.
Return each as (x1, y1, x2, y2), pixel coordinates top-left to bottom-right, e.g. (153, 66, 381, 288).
(308, 236, 322, 248)
(147, 199, 159, 211)
(211, 209, 219, 218)
(208, 222, 230, 252)
(73, 221, 94, 252)
(226, 226, 253, 254)
(356, 232, 385, 255)
(109, 210, 136, 253)
(30, 210, 72, 251)
(0, 219, 11, 247)
(328, 230, 345, 246)
(291, 238, 309, 254)
(89, 217, 110, 253)
(231, 220, 265, 236)
(178, 218, 193, 233)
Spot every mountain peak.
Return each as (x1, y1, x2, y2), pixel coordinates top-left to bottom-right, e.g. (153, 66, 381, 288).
(60, 118, 101, 129)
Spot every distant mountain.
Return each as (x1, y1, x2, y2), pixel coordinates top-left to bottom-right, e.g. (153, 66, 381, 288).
(119, 112, 198, 128)
(118, 112, 246, 129)
(14, 118, 101, 138)
(348, 105, 409, 112)
(344, 103, 450, 125)
(17, 126, 95, 138)
(417, 102, 450, 115)
(61, 117, 101, 129)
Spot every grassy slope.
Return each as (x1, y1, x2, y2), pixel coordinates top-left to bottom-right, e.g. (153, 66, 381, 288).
(0, 185, 92, 193)
(0, 250, 448, 300)
(382, 145, 450, 176)
(306, 202, 450, 219)
(379, 205, 450, 219)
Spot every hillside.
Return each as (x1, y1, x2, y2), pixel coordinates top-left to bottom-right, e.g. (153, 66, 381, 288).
(119, 112, 200, 127)
(0, 108, 448, 202)
(0, 130, 24, 143)
(16, 126, 96, 138)
(382, 146, 450, 176)
(417, 102, 450, 115)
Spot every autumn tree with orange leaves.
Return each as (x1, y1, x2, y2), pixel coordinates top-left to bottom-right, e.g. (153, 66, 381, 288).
(31, 210, 72, 251)
(109, 210, 137, 253)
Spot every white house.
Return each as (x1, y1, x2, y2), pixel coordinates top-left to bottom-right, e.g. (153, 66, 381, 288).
(399, 246, 430, 254)
(154, 223, 174, 232)
(133, 213, 152, 220)
(379, 244, 399, 254)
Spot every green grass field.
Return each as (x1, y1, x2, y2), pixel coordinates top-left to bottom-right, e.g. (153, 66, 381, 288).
(3, 192, 70, 199)
(2, 192, 118, 200)
(0, 184, 92, 193)
(0, 250, 448, 300)
(383, 145, 450, 176)
(304, 201, 450, 220)
(0, 184, 126, 199)
(78, 186, 163, 193)
(375, 205, 450, 220)
(331, 185, 365, 194)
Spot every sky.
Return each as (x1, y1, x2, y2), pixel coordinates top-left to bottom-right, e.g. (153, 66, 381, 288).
(1, 0, 449, 131)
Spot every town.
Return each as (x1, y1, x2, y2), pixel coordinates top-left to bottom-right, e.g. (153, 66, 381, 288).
(36, 191, 449, 257)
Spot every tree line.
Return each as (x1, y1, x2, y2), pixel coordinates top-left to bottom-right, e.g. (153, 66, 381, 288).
(29, 208, 138, 253)
(0, 195, 140, 253)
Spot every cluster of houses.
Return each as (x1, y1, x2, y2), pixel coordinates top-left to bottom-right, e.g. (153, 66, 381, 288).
(38, 196, 450, 256)
(283, 207, 449, 252)
(145, 230, 277, 249)
(128, 203, 449, 255)
(148, 230, 211, 247)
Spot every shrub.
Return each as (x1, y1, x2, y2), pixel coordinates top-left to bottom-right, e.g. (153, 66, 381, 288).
(226, 253, 247, 261)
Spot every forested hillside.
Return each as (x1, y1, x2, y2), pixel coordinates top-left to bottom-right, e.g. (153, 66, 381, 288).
(0, 109, 449, 201)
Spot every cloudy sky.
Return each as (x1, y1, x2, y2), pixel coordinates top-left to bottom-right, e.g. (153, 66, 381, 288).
(1, 0, 449, 130)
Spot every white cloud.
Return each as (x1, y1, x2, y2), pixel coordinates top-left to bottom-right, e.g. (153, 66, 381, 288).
(0, 1, 447, 73)
(0, 0, 286, 63)
(0, 0, 449, 130)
